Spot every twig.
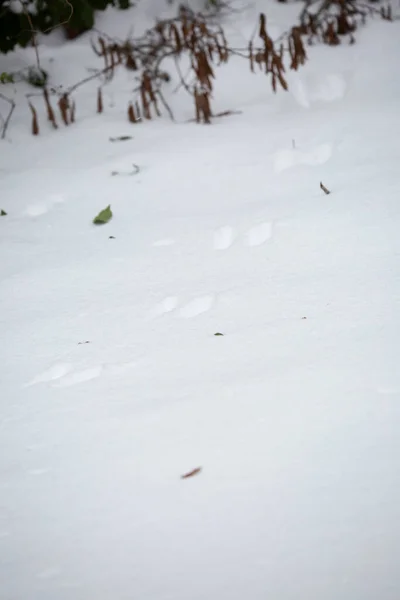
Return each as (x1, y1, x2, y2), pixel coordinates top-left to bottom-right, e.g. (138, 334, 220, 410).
(181, 467, 202, 479)
(320, 181, 331, 195)
(111, 164, 141, 176)
(41, 0, 74, 33)
(67, 64, 115, 94)
(0, 93, 16, 139)
(174, 56, 194, 96)
(19, 1, 41, 72)
(156, 90, 175, 121)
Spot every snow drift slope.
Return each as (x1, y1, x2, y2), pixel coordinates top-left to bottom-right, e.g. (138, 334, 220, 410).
(0, 6, 400, 600)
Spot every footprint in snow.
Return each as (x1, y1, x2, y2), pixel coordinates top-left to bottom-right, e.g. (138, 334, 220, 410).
(245, 222, 273, 247)
(26, 362, 73, 386)
(290, 72, 346, 109)
(214, 226, 235, 250)
(53, 365, 103, 388)
(26, 360, 138, 389)
(179, 295, 214, 318)
(148, 296, 180, 319)
(24, 193, 65, 218)
(273, 143, 332, 174)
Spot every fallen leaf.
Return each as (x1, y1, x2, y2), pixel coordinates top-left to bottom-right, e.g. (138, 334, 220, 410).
(109, 136, 133, 142)
(181, 467, 202, 480)
(320, 181, 331, 195)
(0, 209, 7, 216)
(214, 332, 224, 336)
(93, 205, 112, 225)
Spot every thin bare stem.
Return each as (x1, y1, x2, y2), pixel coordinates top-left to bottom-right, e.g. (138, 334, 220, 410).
(156, 90, 174, 121)
(0, 93, 16, 139)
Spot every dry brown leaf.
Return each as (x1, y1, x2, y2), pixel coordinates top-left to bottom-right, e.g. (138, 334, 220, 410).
(29, 102, 39, 135)
(181, 467, 202, 479)
(320, 181, 331, 195)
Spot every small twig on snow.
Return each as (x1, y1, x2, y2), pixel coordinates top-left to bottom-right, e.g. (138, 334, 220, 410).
(320, 181, 331, 195)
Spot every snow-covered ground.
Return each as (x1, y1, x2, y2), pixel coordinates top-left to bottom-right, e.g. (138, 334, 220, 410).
(1, 2, 400, 599)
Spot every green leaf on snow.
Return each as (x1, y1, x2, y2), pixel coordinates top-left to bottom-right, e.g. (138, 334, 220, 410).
(214, 332, 224, 336)
(93, 205, 112, 225)
(0, 209, 7, 216)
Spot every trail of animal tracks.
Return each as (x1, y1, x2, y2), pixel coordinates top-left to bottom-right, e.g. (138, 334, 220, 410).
(0, 3, 400, 600)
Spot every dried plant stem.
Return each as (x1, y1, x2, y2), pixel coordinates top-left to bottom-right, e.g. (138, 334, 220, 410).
(156, 90, 174, 121)
(320, 181, 331, 195)
(0, 93, 16, 139)
(19, 1, 42, 72)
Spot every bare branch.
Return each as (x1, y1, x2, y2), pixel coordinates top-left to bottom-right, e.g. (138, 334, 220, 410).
(0, 93, 16, 139)
(41, 0, 74, 34)
(19, 1, 41, 72)
(67, 65, 115, 94)
(156, 89, 174, 121)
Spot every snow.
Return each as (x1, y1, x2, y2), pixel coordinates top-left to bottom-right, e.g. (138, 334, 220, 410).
(1, 2, 400, 599)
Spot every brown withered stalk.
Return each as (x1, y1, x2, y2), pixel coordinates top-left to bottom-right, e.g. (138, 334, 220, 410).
(97, 87, 103, 114)
(127, 103, 136, 123)
(14, 2, 395, 136)
(320, 181, 331, 195)
(43, 87, 58, 128)
(58, 94, 70, 126)
(0, 93, 16, 139)
(70, 100, 76, 123)
(28, 101, 39, 135)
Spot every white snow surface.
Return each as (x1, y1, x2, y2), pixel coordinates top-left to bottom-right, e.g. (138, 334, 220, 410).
(1, 2, 400, 599)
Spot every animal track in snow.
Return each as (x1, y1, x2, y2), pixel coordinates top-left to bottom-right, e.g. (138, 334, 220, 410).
(27, 359, 139, 390)
(150, 296, 179, 318)
(245, 222, 273, 247)
(179, 295, 214, 318)
(214, 226, 235, 250)
(105, 361, 138, 376)
(24, 193, 65, 218)
(26, 363, 73, 386)
(24, 204, 50, 217)
(53, 365, 103, 388)
(273, 143, 332, 173)
(291, 73, 346, 108)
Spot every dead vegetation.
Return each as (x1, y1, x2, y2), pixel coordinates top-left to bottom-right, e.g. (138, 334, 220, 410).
(298, 0, 393, 45)
(0, 1, 393, 137)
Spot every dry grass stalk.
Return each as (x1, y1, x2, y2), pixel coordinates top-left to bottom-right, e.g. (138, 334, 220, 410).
(127, 103, 136, 123)
(70, 100, 76, 123)
(320, 181, 331, 195)
(324, 22, 340, 45)
(125, 54, 137, 70)
(97, 87, 103, 114)
(181, 467, 202, 479)
(249, 41, 254, 72)
(195, 89, 211, 124)
(29, 101, 39, 135)
(14, 2, 387, 138)
(43, 87, 57, 128)
(289, 27, 307, 70)
(58, 94, 69, 125)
